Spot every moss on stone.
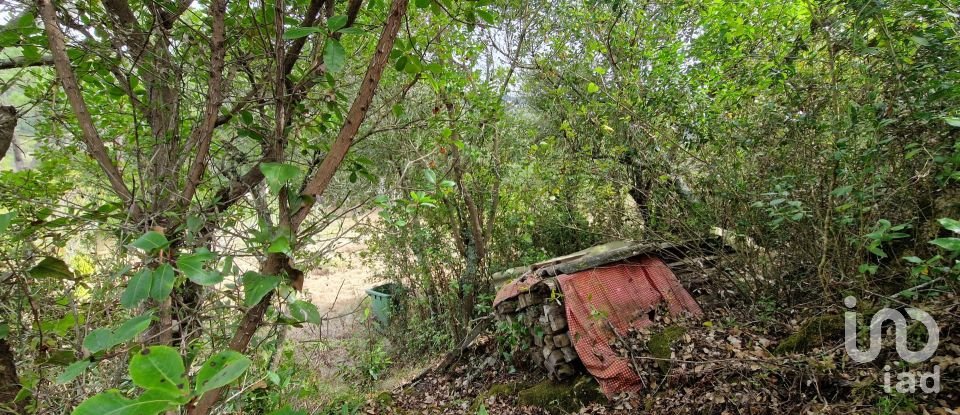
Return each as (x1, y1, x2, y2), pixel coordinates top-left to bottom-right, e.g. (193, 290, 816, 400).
(775, 313, 845, 354)
(646, 325, 685, 373)
(517, 376, 606, 414)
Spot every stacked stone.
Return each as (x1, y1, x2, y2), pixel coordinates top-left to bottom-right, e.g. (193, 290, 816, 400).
(492, 238, 731, 381)
(496, 277, 579, 380)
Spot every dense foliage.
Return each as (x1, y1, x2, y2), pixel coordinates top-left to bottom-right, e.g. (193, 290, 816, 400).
(0, 0, 957, 413)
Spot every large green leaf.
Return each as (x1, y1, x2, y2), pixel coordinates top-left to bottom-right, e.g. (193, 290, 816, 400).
(0, 211, 15, 233)
(260, 163, 300, 194)
(282, 26, 321, 40)
(178, 248, 221, 285)
(327, 15, 348, 32)
(83, 313, 153, 354)
(82, 328, 115, 354)
(194, 350, 252, 396)
(56, 359, 91, 384)
(938, 218, 960, 234)
(130, 231, 170, 253)
(71, 390, 174, 415)
(243, 272, 281, 307)
(149, 264, 175, 300)
(324, 39, 346, 73)
(111, 313, 154, 345)
(120, 268, 153, 309)
(930, 237, 960, 252)
(28, 257, 75, 280)
(289, 300, 322, 324)
(129, 346, 188, 396)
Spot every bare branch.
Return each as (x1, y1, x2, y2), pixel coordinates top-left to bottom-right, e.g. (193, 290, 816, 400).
(0, 55, 54, 70)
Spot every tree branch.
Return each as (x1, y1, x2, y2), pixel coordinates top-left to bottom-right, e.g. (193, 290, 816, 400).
(37, 0, 135, 207)
(291, 0, 409, 229)
(0, 55, 54, 70)
(181, 0, 229, 204)
(0, 106, 16, 165)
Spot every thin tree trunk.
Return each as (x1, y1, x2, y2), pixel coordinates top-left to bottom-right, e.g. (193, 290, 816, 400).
(186, 0, 408, 412)
(37, 0, 135, 208)
(0, 339, 22, 412)
(0, 106, 16, 166)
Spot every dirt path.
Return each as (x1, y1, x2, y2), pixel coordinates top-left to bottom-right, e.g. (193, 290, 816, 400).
(298, 241, 377, 340)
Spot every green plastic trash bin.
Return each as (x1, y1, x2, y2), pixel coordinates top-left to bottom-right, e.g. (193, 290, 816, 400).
(365, 282, 399, 326)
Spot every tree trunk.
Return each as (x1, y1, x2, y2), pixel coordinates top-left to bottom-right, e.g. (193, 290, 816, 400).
(0, 106, 15, 166)
(0, 339, 22, 412)
(624, 151, 652, 225)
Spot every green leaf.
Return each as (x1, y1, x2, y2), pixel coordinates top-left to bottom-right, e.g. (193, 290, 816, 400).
(945, 117, 960, 127)
(130, 232, 170, 253)
(112, 313, 153, 345)
(28, 257, 75, 280)
(260, 163, 300, 194)
(149, 264, 175, 300)
(909, 36, 930, 46)
(129, 346, 187, 396)
(938, 218, 960, 234)
(929, 238, 960, 252)
(0, 211, 15, 233)
(424, 169, 436, 184)
(324, 39, 346, 73)
(282, 27, 321, 40)
(83, 328, 115, 354)
(586, 82, 600, 94)
(327, 15, 348, 32)
(266, 371, 281, 385)
(121, 269, 153, 309)
(194, 350, 252, 396)
(56, 360, 92, 384)
(831, 185, 853, 197)
(337, 26, 365, 35)
(267, 234, 291, 255)
(415, 0, 431, 8)
(476, 10, 495, 24)
(72, 389, 172, 415)
(289, 300, 322, 324)
(179, 249, 222, 285)
(243, 272, 281, 307)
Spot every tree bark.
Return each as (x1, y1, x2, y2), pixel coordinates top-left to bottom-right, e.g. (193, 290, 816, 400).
(292, 0, 410, 229)
(187, 0, 408, 412)
(0, 106, 15, 166)
(37, 0, 135, 207)
(181, 0, 229, 205)
(0, 339, 22, 412)
(0, 55, 54, 70)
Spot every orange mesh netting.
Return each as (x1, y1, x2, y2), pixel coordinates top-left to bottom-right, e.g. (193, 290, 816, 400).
(557, 256, 703, 397)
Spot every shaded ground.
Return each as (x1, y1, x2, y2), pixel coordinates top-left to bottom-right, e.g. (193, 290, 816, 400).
(362, 291, 959, 414)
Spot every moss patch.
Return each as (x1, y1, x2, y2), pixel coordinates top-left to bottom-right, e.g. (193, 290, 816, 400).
(517, 376, 606, 414)
(646, 325, 686, 373)
(373, 391, 393, 407)
(775, 313, 844, 354)
(470, 381, 531, 412)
